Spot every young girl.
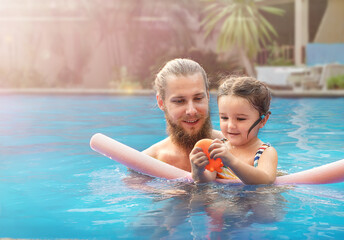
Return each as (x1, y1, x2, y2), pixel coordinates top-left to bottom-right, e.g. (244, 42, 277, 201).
(190, 76, 278, 185)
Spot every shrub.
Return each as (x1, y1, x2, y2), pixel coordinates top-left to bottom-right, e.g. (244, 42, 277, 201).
(327, 75, 344, 89)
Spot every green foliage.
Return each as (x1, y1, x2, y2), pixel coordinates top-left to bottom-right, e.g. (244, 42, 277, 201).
(187, 49, 243, 89)
(0, 68, 46, 88)
(202, 0, 284, 58)
(265, 41, 293, 66)
(118, 81, 142, 90)
(327, 75, 344, 89)
(256, 41, 294, 66)
(109, 66, 142, 90)
(267, 58, 293, 66)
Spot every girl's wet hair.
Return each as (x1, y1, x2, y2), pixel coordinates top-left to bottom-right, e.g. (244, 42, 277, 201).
(217, 76, 271, 116)
(154, 58, 209, 100)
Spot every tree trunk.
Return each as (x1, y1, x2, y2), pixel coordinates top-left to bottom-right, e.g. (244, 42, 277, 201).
(239, 48, 257, 78)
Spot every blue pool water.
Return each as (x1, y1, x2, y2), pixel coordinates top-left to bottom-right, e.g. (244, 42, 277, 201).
(0, 94, 344, 239)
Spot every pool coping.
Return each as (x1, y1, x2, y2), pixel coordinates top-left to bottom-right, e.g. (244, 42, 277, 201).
(1, 88, 344, 98)
(270, 89, 344, 98)
(0, 88, 155, 95)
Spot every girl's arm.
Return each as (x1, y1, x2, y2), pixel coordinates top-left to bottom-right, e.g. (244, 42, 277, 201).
(209, 140, 278, 185)
(189, 147, 217, 183)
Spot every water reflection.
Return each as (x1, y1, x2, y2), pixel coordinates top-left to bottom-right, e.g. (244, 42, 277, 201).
(123, 173, 288, 239)
(285, 99, 344, 171)
(288, 100, 314, 152)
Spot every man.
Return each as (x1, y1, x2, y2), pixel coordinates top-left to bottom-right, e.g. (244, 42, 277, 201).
(143, 58, 223, 172)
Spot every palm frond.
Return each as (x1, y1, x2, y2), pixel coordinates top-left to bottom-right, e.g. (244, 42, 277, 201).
(202, 0, 283, 71)
(203, 4, 235, 38)
(259, 14, 278, 38)
(259, 6, 285, 16)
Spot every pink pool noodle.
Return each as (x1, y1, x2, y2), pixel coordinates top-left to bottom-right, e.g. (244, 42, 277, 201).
(90, 133, 191, 180)
(90, 133, 344, 185)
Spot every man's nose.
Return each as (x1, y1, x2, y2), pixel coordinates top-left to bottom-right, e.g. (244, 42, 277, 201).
(186, 101, 197, 115)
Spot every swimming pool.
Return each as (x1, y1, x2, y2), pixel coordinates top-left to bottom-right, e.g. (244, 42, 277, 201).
(1, 94, 343, 239)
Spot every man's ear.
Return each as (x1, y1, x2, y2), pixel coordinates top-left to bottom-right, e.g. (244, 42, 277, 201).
(157, 94, 164, 111)
(259, 114, 270, 128)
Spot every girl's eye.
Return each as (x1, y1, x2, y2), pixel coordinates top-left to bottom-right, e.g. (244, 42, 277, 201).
(237, 118, 246, 121)
(194, 97, 204, 101)
(220, 116, 228, 120)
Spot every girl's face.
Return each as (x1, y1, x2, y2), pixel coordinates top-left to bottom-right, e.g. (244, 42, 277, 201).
(218, 95, 264, 146)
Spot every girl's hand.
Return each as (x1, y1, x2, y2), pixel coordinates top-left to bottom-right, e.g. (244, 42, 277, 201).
(208, 139, 233, 166)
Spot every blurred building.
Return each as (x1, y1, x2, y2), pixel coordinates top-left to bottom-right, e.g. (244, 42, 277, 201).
(263, 0, 344, 66)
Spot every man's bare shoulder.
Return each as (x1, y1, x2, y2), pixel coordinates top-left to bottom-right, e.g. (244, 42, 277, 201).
(142, 137, 170, 158)
(211, 129, 224, 139)
(142, 136, 191, 171)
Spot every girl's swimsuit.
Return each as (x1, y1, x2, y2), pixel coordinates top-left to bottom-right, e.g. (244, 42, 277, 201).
(216, 143, 271, 179)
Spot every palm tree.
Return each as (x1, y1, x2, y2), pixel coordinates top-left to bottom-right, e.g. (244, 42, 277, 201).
(201, 0, 284, 77)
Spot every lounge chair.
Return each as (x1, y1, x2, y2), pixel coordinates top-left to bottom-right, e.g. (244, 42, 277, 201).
(287, 63, 344, 90)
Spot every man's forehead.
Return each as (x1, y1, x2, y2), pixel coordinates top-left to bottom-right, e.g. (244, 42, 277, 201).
(165, 74, 207, 94)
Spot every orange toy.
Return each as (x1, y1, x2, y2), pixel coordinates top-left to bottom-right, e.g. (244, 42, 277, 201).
(194, 139, 223, 173)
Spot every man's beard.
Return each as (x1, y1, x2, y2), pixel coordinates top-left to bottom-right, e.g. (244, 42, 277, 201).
(165, 112, 212, 151)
